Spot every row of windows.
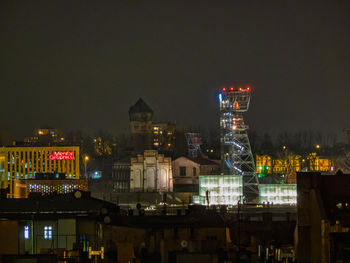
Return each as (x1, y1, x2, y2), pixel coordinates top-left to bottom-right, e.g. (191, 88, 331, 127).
(7, 152, 77, 161)
(24, 225, 52, 240)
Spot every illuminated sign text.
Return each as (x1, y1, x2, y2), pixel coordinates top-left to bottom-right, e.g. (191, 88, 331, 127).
(49, 151, 74, 160)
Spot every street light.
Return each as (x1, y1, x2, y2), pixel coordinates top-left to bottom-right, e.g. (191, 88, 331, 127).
(84, 155, 89, 179)
(315, 144, 320, 149)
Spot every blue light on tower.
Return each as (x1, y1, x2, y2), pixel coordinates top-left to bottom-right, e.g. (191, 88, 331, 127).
(218, 93, 222, 102)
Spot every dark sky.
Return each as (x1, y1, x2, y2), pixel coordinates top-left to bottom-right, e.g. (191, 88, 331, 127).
(1, 1, 349, 140)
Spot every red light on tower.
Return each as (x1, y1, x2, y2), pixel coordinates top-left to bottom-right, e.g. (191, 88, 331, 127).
(222, 87, 226, 91)
(229, 86, 234, 91)
(238, 87, 243, 92)
(246, 86, 251, 92)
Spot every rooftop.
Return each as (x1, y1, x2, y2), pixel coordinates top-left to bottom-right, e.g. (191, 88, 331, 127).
(129, 98, 153, 114)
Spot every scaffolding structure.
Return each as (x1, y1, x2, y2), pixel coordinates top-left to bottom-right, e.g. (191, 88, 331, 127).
(219, 85, 259, 199)
(185, 133, 202, 158)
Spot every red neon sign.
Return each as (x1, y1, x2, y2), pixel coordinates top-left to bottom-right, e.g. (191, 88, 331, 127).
(49, 151, 74, 160)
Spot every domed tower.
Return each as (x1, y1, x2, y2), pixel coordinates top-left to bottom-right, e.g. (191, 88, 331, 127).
(129, 98, 153, 153)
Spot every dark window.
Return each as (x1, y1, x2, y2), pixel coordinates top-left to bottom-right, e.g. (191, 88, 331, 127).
(190, 227, 195, 239)
(180, 167, 186, 176)
(193, 167, 197, 176)
(173, 227, 178, 238)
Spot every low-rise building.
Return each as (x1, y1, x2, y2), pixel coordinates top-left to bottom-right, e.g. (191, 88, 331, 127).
(130, 150, 173, 192)
(13, 177, 88, 198)
(0, 191, 118, 261)
(296, 171, 350, 263)
(172, 157, 220, 192)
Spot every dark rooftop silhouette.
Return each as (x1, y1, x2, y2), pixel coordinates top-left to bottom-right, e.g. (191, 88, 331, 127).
(129, 98, 153, 114)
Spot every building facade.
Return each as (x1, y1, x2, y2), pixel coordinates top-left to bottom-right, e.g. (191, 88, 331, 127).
(0, 146, 80, 197)
(0, 192, 117, 260)
(296, 171, 350, 263)
(172, 156, 220, 192)
(24, 128, 64, 145)
(193, 175, 243, 205)
(256, 153, 335, 184)
(112, 162, 131, 192)
(13, 178, 88, 198)
(130, 150, 173, 192)
(152, 122, 176, 153)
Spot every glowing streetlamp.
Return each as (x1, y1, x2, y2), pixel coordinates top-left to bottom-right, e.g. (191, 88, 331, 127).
(315, 144, 320, 150)
(84, 155, 89, 179)
(282, 145, 287, 150)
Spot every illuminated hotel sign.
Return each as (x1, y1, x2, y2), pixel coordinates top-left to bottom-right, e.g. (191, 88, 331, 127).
(49, 151, 74, 160)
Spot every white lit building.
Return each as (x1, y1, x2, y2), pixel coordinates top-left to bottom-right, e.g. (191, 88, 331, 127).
(193, 175, 243, 205)
(130, 150, 173, 192)
(193, 175, 297, 206)
(259, 184, 297, 205)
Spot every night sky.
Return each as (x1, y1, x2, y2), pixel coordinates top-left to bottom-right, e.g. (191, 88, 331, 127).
(1, 1, 349, 140)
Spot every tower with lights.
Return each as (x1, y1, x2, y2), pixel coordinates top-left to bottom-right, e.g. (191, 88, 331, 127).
(219, 85, 259, 199)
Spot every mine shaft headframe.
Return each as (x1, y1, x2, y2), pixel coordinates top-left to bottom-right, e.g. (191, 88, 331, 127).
(219, 84, 253, 112)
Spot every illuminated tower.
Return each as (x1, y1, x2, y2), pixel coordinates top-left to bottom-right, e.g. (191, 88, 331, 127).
(219, 85, 259, 199)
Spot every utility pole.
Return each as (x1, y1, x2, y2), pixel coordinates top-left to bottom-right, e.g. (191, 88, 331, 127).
(83, 155, 89, 179)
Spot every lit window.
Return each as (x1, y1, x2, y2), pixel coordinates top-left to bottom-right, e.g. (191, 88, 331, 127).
(44, 226, 52, 240)
(24, 226, 30, 239)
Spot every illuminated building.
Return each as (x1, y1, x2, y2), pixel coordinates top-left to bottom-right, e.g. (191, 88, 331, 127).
(129, 99, 179, 156)
(130, 150, 173, 192)
(307, 152, 334, 172)
(256, 154, 302, 175)
(219, 85, 258, 198)
(193, 175, 296, 206)
(13, 178, 88, 198)
(24, 128, 64, 144)
(0, 146, 80, 197)
(259, 184, 297, 204)
(152, 122, 176, 153)
(256, 153, 334, 178)
(93, 136, 113, 156)
(255, 155, 273, 175)
(193, 175, 243, 205)
(172, 156, 220, 192)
